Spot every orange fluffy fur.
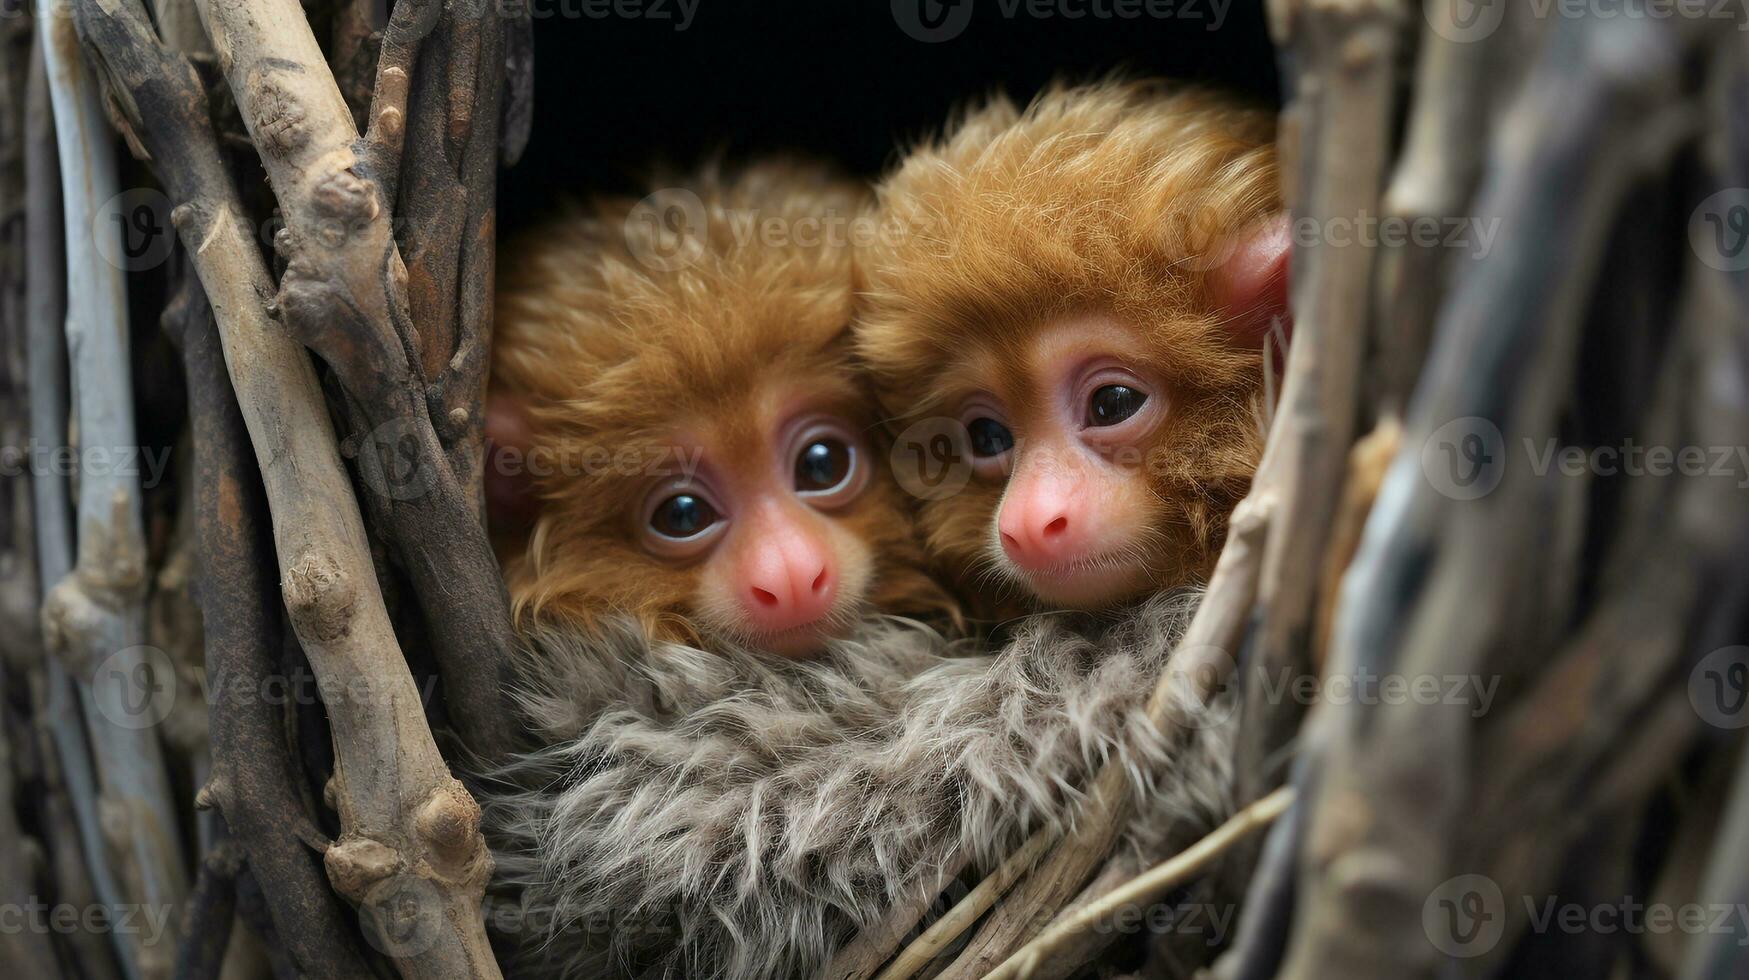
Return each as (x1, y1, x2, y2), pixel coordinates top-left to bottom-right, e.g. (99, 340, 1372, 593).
(494, 162, 953, 645)
(857, 81, 1280, 612)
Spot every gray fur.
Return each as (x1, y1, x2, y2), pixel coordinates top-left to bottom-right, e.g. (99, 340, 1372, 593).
(477, 590, 1233, 979)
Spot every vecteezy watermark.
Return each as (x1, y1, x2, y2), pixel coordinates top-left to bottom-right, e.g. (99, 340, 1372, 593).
(0, 440, 174, 489)
(361, 878, 447, 959)
(1421, 417, 1508, 501)
(95, 188, 177, 272)
(1088, 900, 1239, 946)
(91, 646, 178, 731)
(1249, 665, 1500, 718)
(1289, 211, 1502, 260)
(1690, 646, 1749, 730)
(892, 0, 1231, 42)
(1425, 874, 1749, 958)
(885, 418, 1217, 502)
(203, 663, 442, 714)
(1690, 188, 1749, 272)
(0, 900, 175, 946)
(1427, 0, 1749, 45)
(621, 187, 930, 272)
(1424, 874, 1508, 958)
(1422, 420, 1749, 500)
(889, 417, 977, 501)
(509, 0, 698, 27)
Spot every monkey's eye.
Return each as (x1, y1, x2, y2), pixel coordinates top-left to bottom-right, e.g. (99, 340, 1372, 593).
(795, 438, 854, 494)
(650, 493, 719, 539)
(967, 417, 1015, 458)
(1088, 385, 1147, 427)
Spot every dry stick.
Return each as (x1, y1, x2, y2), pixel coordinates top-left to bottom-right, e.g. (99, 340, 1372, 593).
(0, 27, 61, 977)
(819, 851, 972, 980)
(170, 841, 242, 980)
(196, 0, 516, 764)
(874, 832, 1059, 980)
(71, 2, 500, 977)
(168, 279, 374, 977)
(1374, 0, 1488, 413)
(29, 691, 127, 980)
(33, 7, 190, 979)
(1235, 0, 1404, 810)
(987, 788, 1294, 980)
(1275, 16, 1712, 980)
(348, 1, 518, 745)
(0, 725, 62, 975)
(22, 45, 129, 980)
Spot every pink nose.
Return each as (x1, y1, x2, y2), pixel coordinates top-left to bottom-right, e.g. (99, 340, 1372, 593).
(998, 482, 1089, 571)
(741, 542, 837, 634)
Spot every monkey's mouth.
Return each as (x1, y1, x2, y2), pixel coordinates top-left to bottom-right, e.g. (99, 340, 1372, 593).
(1008, 550, 1149, 610)
(744, 605, 864, 659)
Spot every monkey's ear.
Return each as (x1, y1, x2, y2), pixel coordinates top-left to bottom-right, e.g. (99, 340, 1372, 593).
(1207, 212, 1291, 348)
(485, 389, 540, 535)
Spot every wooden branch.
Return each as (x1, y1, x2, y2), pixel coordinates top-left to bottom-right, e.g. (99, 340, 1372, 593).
(23, 39, 136, 980)
(193, 0, 516, 764)
(1236, 0, 1406, 808)
(987, 788, 1293, 980)
(819, 852, 971, 980)
(165, 265, 372, 977)
(1373, 0, 1488, 412)
(171, 841, 242, 980)
(877, 833, 1056, 980)
(27, 681, 127, 980)
(0, 720, 62, 976)
(1267, 13, 1716, 979)
(33, 7, 190, 977)
(71, 1, 501, 975)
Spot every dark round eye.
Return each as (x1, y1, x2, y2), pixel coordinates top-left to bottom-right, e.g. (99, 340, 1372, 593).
(967, 417, 1014, 458)
(795, 438, 854, 493)
(1088, 385, 1147, 427)
(650, 494, 718, 539)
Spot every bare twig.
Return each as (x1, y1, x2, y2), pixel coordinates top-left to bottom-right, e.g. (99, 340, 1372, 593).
(987, 788, 1294, 980)
(165, 266, 372, 978)
(172, 841, 242, 980)
(193, 0, 516, 764)
(34, 6, 190, 976)
(72, 0, 502, 974)
(876, 833, 1057, 980)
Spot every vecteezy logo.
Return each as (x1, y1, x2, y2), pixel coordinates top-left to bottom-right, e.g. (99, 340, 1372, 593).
(624, 188, 709, 272)
(1424, 873, 1505, 958)
(1422, 416, 1506, 500)
(92, 645, 177, 730)
(892, 0, 973, 42)
(890, 417, 974, 501)
(356, 417, 440, 502)
(95, 188, 176, 272)
(1690, 646, 1749, 730)
(1427, 0, 1505, 43)
(1156, 644, 1239, 730)
(1690, 189, 1749, 273)
(361, 877, 444, 959)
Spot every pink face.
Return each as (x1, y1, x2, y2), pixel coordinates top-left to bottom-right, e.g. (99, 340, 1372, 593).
(635, 403, 878, 657)
(933, 214, 1293, 611)
(954, 316, 1170, 607)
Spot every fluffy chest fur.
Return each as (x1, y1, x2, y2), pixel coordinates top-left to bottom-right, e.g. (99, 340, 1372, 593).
(477, 592, 1234, 979)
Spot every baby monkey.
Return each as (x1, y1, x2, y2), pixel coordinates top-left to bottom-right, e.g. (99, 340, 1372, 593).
(490, 163, 950, 656)
(858, 82, 1288, 614)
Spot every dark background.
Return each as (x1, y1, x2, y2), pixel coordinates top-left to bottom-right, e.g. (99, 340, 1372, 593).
(501, 0, 1281, 229)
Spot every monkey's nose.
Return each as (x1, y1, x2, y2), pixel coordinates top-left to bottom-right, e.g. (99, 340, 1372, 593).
(999, 499, 1085, 571)
(743, 549, 837, 635)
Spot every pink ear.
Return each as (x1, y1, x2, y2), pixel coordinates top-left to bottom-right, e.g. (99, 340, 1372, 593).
(485, 390, 539, 534)
(1207, 212, 1292, 349)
